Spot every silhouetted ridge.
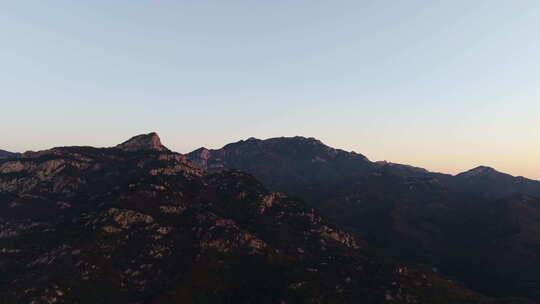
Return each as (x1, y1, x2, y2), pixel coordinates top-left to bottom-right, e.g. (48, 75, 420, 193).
(457, 166, 500, 177)
(0, 149, 20, 159)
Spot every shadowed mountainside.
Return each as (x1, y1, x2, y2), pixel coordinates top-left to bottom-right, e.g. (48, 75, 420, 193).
(0, 133, 515, 304)
(187, 136, 540, 301)
(0, 149, 20, 159)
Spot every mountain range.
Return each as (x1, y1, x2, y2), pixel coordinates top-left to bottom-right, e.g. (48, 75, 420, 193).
(187, 136, 540, 301)
(1, 133, 538, 303)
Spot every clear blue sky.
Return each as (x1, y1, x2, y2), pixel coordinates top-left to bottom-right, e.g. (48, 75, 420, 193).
(2, 1, 540, 179)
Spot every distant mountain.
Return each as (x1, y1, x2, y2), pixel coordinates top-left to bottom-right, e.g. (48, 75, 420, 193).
(0, 149, 20, 159)
(453, 166, 540, 198)
(187, 136, 373, 205)
(187, 137, 540, 202)
(0, 133, 502, 304)
(187, 136, 540, 301)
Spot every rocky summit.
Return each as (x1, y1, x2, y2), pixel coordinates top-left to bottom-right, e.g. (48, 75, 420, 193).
(115, 132, 169, 152)
(0, 133, 521, 304)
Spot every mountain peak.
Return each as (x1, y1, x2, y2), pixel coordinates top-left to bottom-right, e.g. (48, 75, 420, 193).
(457, 165, 499, 177)
(115, 132, 168, 152)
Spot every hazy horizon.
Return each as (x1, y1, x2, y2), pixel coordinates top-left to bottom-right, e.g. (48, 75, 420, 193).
(2, 1, 539, 179)
(3, 132, 539, 181)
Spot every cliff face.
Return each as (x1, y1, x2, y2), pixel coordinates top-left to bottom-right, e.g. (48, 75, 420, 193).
(0, 133, 503, 304)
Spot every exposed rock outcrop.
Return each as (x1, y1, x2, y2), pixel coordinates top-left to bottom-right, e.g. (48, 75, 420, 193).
(115, 132, 168, 152)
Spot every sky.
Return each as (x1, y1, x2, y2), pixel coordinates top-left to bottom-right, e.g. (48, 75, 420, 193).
(1, 1, 539, 179)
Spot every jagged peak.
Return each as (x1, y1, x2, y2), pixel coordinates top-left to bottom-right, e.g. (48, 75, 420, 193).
(115, 132, 168, 152)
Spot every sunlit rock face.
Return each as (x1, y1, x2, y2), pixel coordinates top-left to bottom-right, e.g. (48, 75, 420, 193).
(115, 132, 169, 152)
(0, 133, 504, 304)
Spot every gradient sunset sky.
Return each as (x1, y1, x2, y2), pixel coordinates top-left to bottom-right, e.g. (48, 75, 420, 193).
(2, 1, 539, 179)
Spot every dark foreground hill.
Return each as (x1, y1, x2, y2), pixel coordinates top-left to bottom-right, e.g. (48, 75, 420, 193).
(0, 133, 513, 304)
(187, 136, 540, 301)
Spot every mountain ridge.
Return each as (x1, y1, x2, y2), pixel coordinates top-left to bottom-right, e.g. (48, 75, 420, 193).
(186, 135, 540, 301)
(1, 133, 512, 304)
(188, 136, 538, 182)
(0, 149, 20, 159)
